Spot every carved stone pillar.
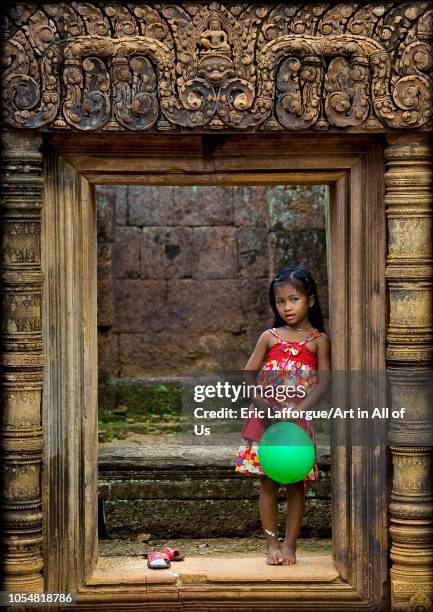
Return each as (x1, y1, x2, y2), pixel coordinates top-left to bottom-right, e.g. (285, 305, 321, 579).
(385, 134, 433, 611)
(0, 132, 44, 591)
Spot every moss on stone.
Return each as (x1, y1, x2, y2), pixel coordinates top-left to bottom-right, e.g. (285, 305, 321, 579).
(99, 380, 181, 415)
(98, 379, 182, 441)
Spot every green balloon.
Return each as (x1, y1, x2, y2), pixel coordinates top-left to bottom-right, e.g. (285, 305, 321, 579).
(258, 422, 315, 484)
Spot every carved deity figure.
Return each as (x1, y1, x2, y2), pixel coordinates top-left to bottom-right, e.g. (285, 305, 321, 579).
(199, 17, 230, 53)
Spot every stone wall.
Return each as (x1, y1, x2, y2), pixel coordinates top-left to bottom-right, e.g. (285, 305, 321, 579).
(97, 185, 328, 381)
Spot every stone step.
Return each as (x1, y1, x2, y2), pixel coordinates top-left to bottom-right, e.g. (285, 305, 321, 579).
(98, 444, 331, 539)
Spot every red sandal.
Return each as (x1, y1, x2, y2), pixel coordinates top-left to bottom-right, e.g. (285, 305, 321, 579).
(162, 546, 184, 561)
(145, 551, 171, 569)
(144, 547, 185, 568)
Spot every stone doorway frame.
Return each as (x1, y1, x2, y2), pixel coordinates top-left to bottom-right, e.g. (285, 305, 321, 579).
(2, 119, 432, 612)
(1, 1, 432, 609)
(39, 131, 388, 608)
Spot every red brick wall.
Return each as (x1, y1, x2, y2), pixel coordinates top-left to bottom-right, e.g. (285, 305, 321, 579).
(97, 185, 328, 379)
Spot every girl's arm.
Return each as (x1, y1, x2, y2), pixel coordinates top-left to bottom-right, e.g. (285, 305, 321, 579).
(292, 334, 331, 413)
(244, 331, 270, 411)
(244, 331, 270, 371)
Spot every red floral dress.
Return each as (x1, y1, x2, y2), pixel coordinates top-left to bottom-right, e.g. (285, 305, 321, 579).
(235, 327, 322, 492)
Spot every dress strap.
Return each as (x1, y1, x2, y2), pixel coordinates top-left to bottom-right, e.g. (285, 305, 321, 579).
(269, 327, 323, 344)
(299, 329, 323, 345)
(268, 328, 283, 342)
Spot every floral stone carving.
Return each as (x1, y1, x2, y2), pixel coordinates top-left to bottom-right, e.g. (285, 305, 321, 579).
(1, 2, 432, 132)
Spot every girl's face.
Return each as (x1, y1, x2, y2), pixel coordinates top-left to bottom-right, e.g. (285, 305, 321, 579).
(274, 283, 314, 327)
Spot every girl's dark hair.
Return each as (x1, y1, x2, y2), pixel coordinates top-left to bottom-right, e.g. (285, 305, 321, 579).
(269, 265, 325, 332)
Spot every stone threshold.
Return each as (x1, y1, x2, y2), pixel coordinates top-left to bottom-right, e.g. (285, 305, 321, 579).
(89, 552, 338, 585)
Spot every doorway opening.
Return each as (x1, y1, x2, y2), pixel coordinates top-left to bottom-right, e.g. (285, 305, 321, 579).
(95, 183, 331, 566)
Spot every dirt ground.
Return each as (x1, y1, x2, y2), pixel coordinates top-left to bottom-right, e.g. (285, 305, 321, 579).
(99, 536, 332, 558)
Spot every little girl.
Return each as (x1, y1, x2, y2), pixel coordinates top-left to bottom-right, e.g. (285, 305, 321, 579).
(235, 265, 331, 566)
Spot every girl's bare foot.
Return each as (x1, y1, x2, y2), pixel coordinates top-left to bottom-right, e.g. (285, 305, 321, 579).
(266, 538, 283, 565)
(280, 539, 296, 565)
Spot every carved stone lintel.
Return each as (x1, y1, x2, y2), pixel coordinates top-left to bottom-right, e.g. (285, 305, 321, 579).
(1, 2, 432, 132)
(0, 131, 44, 592)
